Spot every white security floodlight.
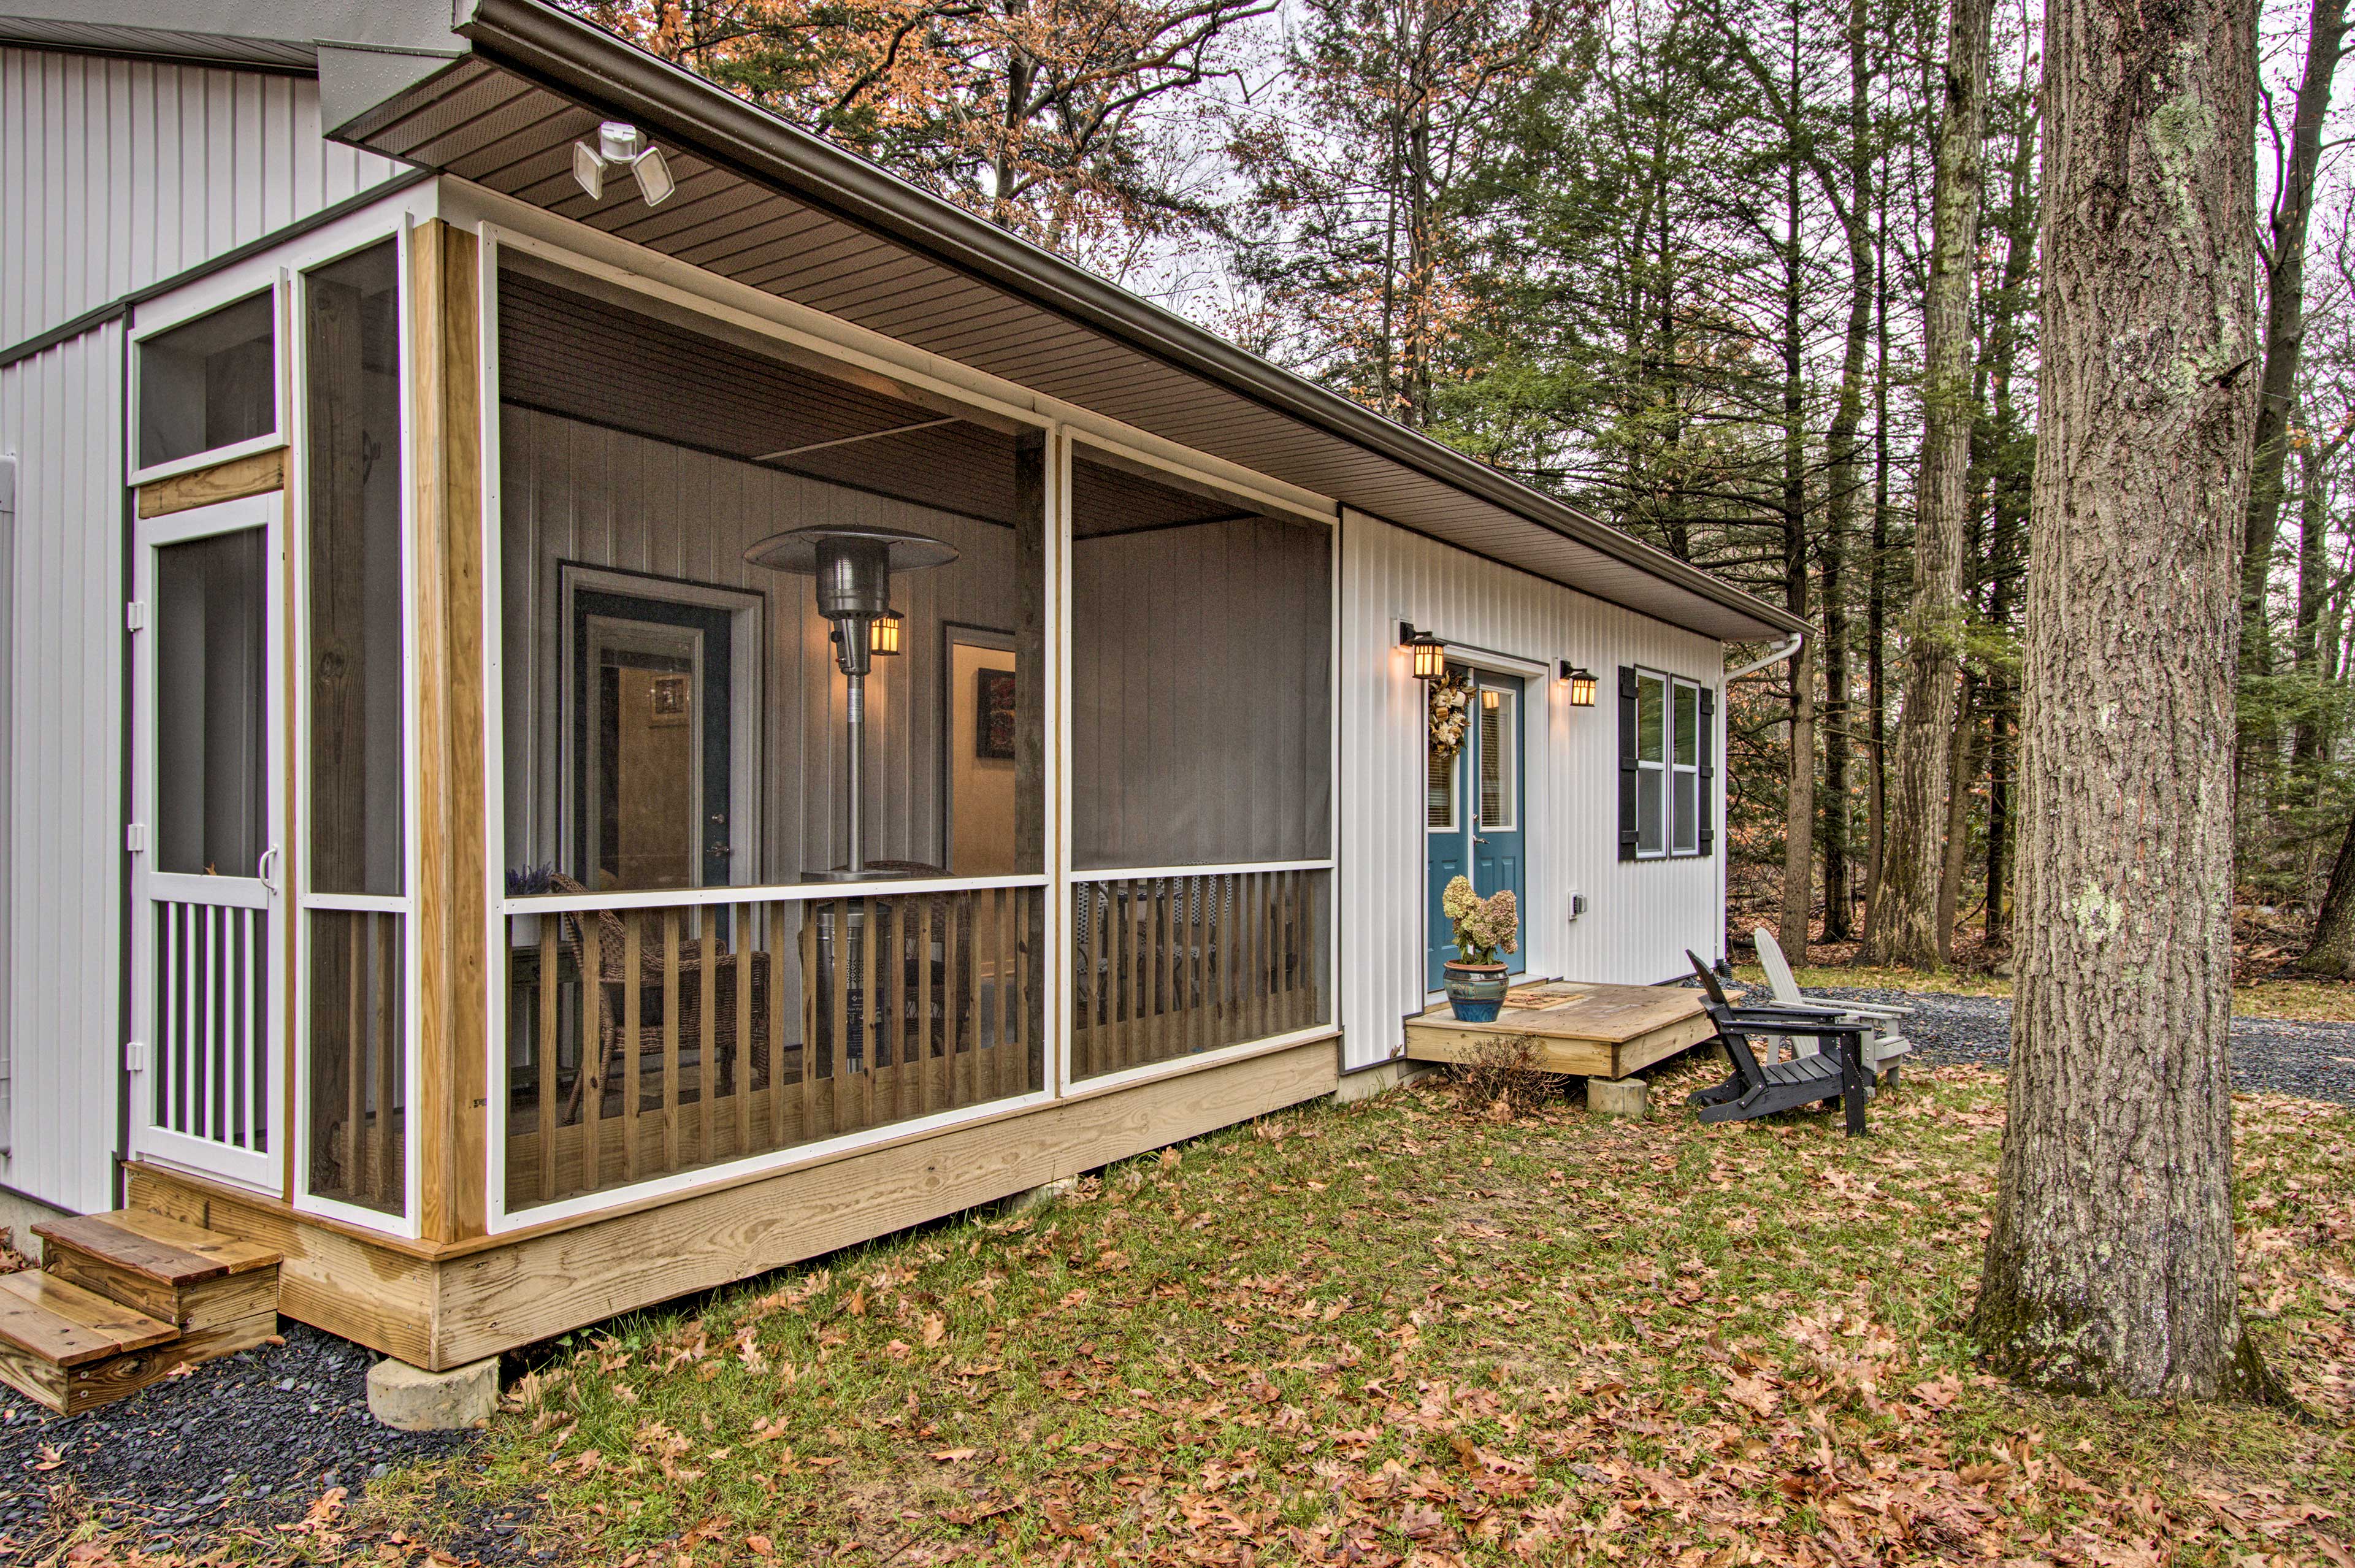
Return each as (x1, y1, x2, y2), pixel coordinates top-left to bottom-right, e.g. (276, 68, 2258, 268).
(571, 121, 675, 207)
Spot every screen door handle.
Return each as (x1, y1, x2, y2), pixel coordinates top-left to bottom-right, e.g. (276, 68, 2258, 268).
(257, 843, 280, 893)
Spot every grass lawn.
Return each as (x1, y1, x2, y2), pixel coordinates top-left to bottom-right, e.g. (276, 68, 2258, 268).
(255, 1059, 2350, 1568)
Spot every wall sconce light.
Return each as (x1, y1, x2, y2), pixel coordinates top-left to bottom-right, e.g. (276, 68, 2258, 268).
(572, 121, 677, 207)
(870, 610, 903, 656)
(1560, 663, 1597, 706)
(1399, 621, 1446, 682)
(1480, 687, 1501, 711)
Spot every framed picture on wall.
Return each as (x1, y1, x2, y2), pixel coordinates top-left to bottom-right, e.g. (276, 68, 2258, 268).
(976, 668, 1017, 759)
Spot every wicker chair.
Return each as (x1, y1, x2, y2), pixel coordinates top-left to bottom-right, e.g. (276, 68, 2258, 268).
(546, 873, 774, 1122)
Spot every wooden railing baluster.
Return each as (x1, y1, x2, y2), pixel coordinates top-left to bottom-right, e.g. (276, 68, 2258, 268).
(623, 911, 642, 1183)
(579, 906, 601, 1198)
(736, 901, 754, 1161)
(537, 918, 558, 1204)
(661, 909, 681, 1174)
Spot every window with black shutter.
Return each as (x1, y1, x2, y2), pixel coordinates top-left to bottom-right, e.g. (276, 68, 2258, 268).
(1618, 665, 1717, 860)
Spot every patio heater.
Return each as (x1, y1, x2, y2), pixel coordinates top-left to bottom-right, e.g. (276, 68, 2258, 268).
(746, 524, 957, 881)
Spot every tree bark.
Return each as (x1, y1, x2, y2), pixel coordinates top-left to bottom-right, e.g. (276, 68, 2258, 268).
(1971, 0, 2275, 1400)
(1866, 0, 1994, 966)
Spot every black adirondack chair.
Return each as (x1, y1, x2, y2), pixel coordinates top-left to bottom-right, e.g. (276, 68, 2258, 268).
(1683, 951, 1871, 1136)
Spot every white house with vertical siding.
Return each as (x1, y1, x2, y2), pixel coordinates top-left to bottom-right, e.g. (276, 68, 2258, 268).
(0, 0, 1804, 1380)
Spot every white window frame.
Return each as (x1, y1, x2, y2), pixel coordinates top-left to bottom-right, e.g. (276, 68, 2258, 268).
(1476, 683, 1518, 834)
(1634, 668, 1668, 860)
(128, 270, 289, 488)
(1060, 430, 1339, 1095)
(287, 215, 426, 1239)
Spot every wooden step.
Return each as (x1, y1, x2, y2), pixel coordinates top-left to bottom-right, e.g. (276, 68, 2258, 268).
(35, 1209, 279, 1330)
(0, 1270, 180, 1415)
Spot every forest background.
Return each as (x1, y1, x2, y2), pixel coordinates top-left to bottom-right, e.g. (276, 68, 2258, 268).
(567, 0, 2355, 977)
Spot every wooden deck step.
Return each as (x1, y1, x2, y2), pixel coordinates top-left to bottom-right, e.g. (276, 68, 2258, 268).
(0, 1209, 286, 1416)
(0, 1269, 182, 1415)
(35, 1209, 280, 1329)
(1404, 981, 1716, 1079)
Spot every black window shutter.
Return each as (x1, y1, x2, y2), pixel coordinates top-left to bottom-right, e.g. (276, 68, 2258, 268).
(1698, 687, 1717, 854)
(1617, 666, 1639, 862)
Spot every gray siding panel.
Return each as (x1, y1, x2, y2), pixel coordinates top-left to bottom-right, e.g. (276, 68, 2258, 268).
(0, 331, 124, 1213)
(1, 47, 404, 348)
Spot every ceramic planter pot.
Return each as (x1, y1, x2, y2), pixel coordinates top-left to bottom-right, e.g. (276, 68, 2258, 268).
(1442, 960, 1510, 1022)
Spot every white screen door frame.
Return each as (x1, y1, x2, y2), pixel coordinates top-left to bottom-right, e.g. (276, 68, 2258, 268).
(129, 489, 287, 1193)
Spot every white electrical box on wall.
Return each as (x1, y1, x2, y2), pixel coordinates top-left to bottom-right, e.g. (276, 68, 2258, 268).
(1569, 891, 1588, 921)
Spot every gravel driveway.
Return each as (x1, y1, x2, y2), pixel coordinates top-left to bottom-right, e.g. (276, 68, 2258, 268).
(1793, 986, 2355, 1106)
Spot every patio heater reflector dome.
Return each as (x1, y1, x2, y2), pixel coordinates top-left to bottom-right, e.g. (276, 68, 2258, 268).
(748, 525, 957, 879)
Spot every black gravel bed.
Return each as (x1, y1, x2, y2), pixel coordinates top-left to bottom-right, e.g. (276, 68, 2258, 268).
(0, 1321, 523, 1558)
(1761, 985, 2355, 1106)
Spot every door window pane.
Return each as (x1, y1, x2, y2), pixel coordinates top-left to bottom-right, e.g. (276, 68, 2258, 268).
(305, 241, 405, 896)
(140, 292, 277, 470)
(1426, 741, 1455, 829)
(156, 529, 268, 877)
(1478, 689, 1515, 828)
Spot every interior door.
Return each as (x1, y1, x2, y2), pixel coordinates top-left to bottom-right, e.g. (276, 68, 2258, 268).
(573, 590, 735, 892)
(130, 491, 286, 1191)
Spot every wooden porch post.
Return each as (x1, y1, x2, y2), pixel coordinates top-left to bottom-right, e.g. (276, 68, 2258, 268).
(410, 220, 489, 1244)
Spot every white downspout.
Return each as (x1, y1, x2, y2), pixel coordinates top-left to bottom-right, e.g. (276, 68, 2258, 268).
(1725, 632, 1804, 683)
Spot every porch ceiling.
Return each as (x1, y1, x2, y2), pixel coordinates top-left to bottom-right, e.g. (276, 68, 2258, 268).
(330, 0, 1806, 645)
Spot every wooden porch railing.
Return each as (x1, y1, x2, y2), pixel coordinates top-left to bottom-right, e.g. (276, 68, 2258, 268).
(1071, 867, 1326, 1081)
(503, 884, 1043, 1210)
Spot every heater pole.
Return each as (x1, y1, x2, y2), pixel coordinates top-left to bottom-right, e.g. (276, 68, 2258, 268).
(845, 670, 865, 876)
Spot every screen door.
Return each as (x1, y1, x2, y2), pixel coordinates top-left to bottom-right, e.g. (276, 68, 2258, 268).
(130, 490, 286, 1191)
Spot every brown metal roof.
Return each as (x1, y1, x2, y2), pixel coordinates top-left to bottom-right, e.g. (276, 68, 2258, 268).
(332, 0, 1806, 643)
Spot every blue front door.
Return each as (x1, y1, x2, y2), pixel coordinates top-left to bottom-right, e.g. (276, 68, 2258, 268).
(1426, 668, 1529, 990)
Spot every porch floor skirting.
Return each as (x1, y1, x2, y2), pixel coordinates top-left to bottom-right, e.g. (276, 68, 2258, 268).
(123, 1033, 1339, 1370)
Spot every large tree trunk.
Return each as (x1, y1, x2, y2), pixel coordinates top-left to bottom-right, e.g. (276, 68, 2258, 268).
(2302, 811, 2355, 976)
(2238, 0, 2349, 794)
(1820, 0, 1875, 946)
(1866, 0, 1994, 966)
(1936, 673, 1981, 957)
(1981, 72, 2040, 947)
(1866, 193, 1891, 926)
(1777, 90, 1815, 961)
(1970, 0, 2273, 1400)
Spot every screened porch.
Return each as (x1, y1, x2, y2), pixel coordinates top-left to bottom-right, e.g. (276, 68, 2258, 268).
(469, 248, 1335, 1216)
